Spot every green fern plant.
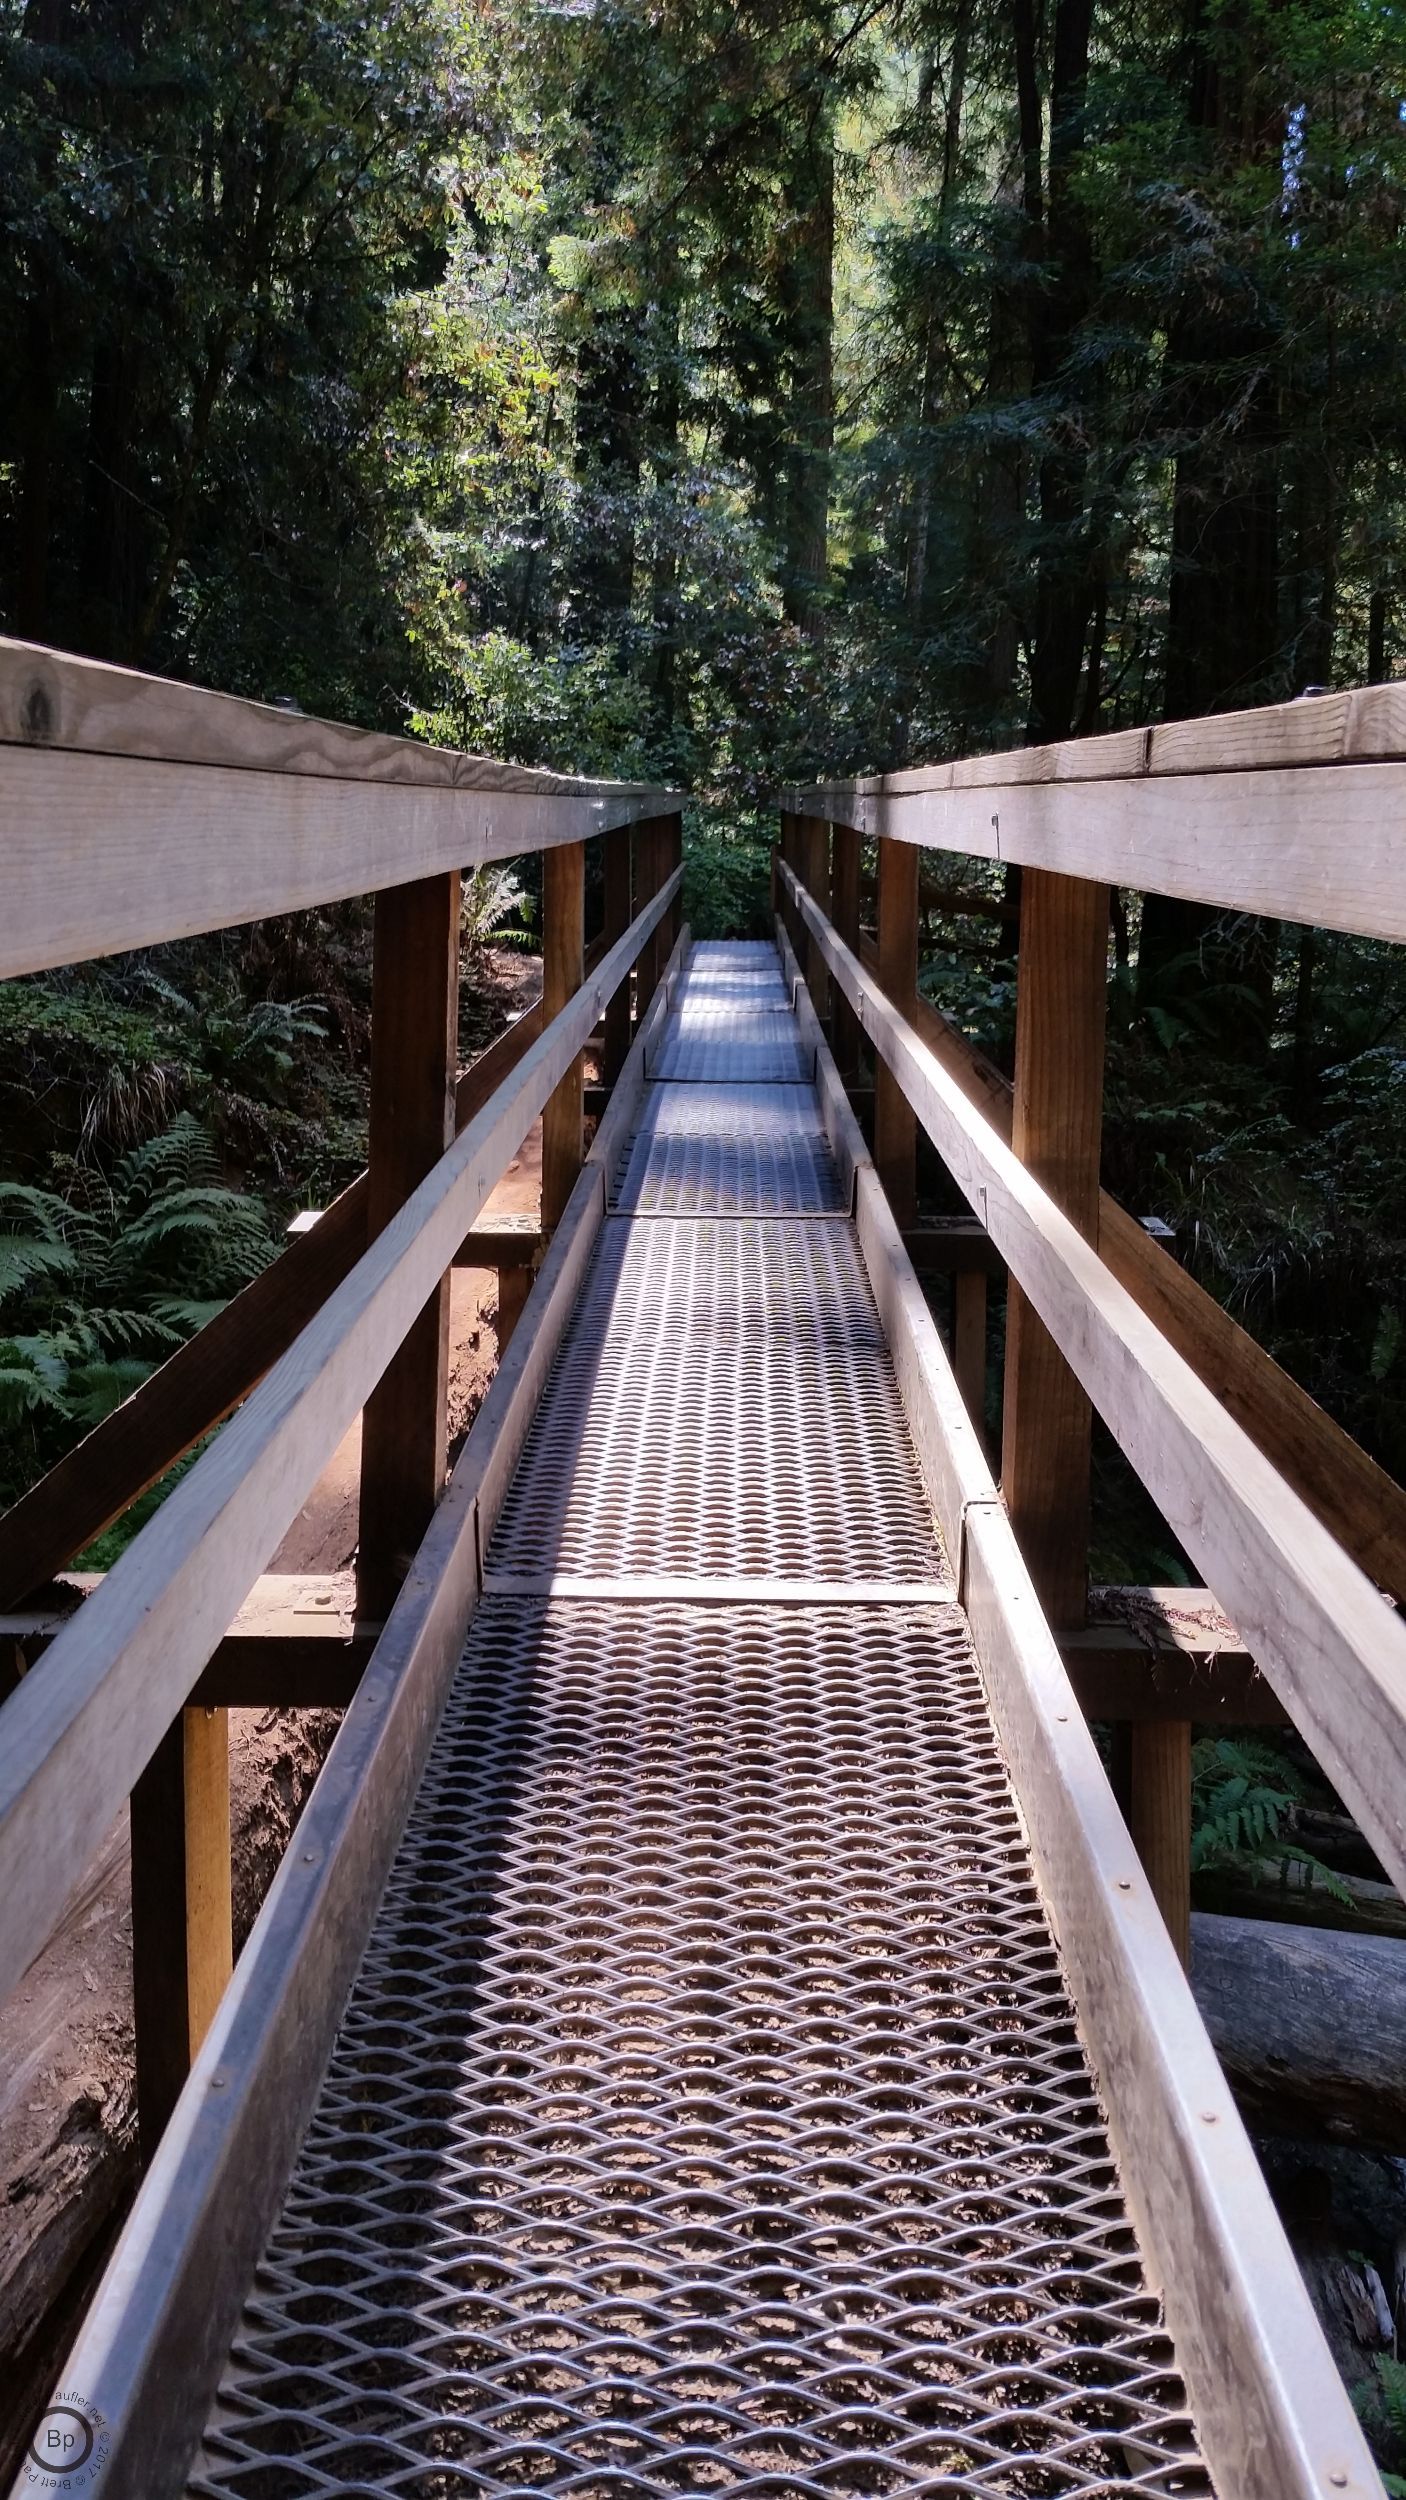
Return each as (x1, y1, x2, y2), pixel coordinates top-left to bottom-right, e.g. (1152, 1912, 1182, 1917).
(1354, 2353, 1406, 2491)
(0, 1115, 275, 1456)
(1191, 1735, 1357, 1907)
(461, 865, 533, 961)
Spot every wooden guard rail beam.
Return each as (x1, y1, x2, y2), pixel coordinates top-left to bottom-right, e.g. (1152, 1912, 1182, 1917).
(0, 637, 678, 977)
(782, 683, 1406, 942)
(0, 929, 639, 1610)
(779, 855, 1406, 1920)
(0, 862, 681, 2011)
(845, 930, 1406, 1603)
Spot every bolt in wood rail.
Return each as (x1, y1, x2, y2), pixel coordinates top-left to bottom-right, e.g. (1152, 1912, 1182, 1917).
(779, 855, 1406, 1925)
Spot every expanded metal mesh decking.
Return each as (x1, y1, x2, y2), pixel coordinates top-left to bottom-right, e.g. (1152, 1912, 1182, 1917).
(188, 941, 1211, 2500)
(646, 1007, 813, 1085)
(192, 1603, 1211, 2500)
(610, 1085, 845, 1217)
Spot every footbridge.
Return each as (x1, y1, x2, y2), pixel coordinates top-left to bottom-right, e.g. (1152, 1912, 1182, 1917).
(3, 640, 1406, 2497)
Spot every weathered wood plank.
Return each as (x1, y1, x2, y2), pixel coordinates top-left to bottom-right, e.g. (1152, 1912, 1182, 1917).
(130, 1708, 232, 2161)
(0, 635, 670, 800)
(541, 841, 585, 1233)
(0, 746, 672, 980)
(1129, 1721, 1193, 1967)
(1001, 870, 1108, 1624)
(858, 929, 1406, 1601)
(784, 856, 1406, 1910)
(875, 838, 919, 1228)
(842, 991, 1380, 2500)
(39, 941, 666, 2500)
(357, 874, 460, 1618)
(829, 820, 863, 1079)
(601, 825, 633, 1084)
(785, 756, 1406, 942)
(0, 866, 680, 2006)
(0, 1003, 547, 1609)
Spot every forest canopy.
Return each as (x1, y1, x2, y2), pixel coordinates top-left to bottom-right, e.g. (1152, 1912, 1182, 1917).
(7, 0, 1405, 785)
(3, 0, 1406, 1515)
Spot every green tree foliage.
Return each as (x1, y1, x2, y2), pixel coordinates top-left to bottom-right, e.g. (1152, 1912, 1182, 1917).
(4, 0, 1406, 1499)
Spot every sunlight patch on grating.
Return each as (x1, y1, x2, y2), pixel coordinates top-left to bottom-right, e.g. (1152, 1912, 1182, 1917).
(646, 1008, 813, 1084)
(564, 1219, 887, 1352)
(610, 1085, 846, 1216)
(191, 1600, 1212, 2500)
(487, 1329, 949, 1585)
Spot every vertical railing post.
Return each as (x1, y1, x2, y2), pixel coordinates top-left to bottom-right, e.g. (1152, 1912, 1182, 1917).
(495, 1261, 533, 1358)
(1001, 865, 1188, 1958)
(131, 1703, 232, 2158)
(1000, 868, 1106, 1625)
(875, 835, 919, 1227)
(830, 818, 862, 1080)
(667, 809, 683, 953)
(953, 1267, 988, 1448)
(357, 870, 461, 1620)
(794, 814, 830, 1019)
(542, 836, 586, 1234)
(602, 823, 634, 1086)
(1129, 1721, 1193, 1966)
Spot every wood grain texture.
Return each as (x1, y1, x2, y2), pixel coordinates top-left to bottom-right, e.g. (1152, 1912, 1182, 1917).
(130, 1708, 232, 2160)
(601, 826, 633, 1084)
(41, 934, 682, 2500)
(0, 634, 671, 800)
(829, 821, 863, 1078)
(782, 678, 1406, 796)
(875, 838, 919, 1228)
(541, 840, 585, 1232)
(953, 1270, 988, 1449)
(858, 928, 1406, 1601)
(794, 815, 831, 1018)
(846, 1054, 1380, 2500)
(0, 1001, 548, 1608)
(0, 866, 680, 2006)
(0, 744, 673, 980)
(1001, 871, 1108, 1624)
(1129, 1720, 1193, 1966)
(784, 857, 1406, 1912)
(357, 875, 460, 1617)
(783, 754, 1406, 941)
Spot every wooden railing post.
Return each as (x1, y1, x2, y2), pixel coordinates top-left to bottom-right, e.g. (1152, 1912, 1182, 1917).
(601, 825, 634, 1085)
(1001, 865, 1189, 1960)
(131, 1702, 232, 2158)
(542, 837, 586, 1232)
(667, 810, 683, 952)
(830, 820, 862, 1080)
(953, 1269, 988, 1449)
(1000, 867, 1107, 1624)
(357, 870, 461, 1620)
(875, 836, 919, 1227)
(1129, 1722, 1193, 1967)
(794, 814, 830, 1019)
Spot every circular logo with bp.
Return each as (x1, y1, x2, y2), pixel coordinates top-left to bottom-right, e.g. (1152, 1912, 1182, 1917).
(25, 2395, 110, 2488)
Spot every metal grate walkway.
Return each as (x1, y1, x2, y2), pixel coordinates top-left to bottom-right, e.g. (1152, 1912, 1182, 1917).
(190, 942, 1212, 2499)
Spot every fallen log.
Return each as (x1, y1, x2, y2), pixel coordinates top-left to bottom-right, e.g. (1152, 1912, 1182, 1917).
(1191, 1912, 1406, 2151)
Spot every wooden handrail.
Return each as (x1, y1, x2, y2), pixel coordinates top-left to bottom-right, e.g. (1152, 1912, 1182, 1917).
(852, 932, 1406, 1602)
(0, 638, 680, 976)
(780, 855, 1406, 1913)
(782, 684, 1406, 941)
(0, 866, 680, 2006)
